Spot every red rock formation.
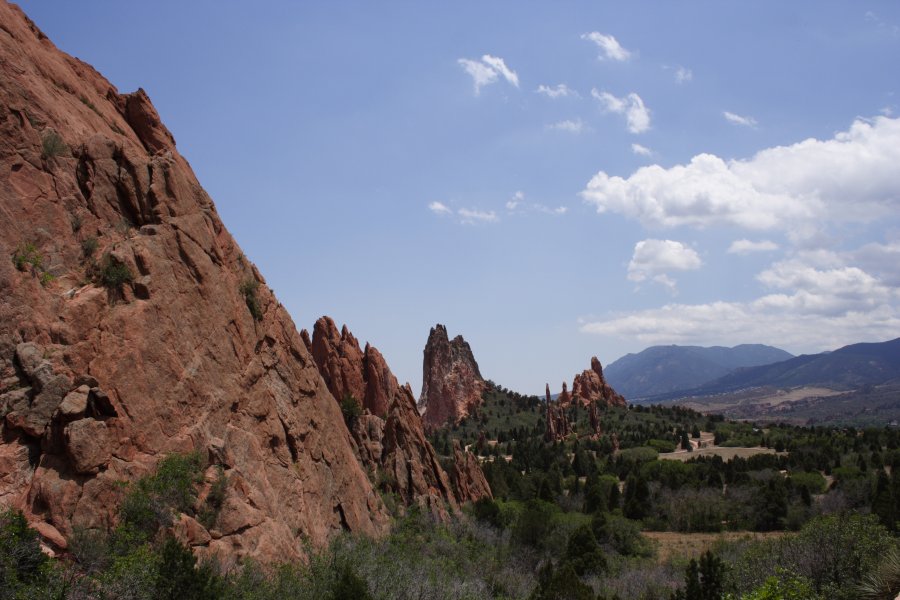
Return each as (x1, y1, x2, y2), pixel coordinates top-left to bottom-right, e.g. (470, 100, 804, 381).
(449, 440, 492, 503)
(558, 382, 572, 406)
(571, 357, 627, 408)
(307, 316, 400, 417)
(545, 384, 556, 441)
(362, 344, 397, 418)
(307, 318, 490, 509)
(544, 383, 570, 442)
(0, 4, 397, 563)
(309, 317, 367, 407)
(418, 324, 486, 429)
(380, 384, 462, 516)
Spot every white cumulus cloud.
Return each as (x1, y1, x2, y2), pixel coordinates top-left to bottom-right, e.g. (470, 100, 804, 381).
(430, 201, 498, 225)
(480, 55, 519, 87)
(582, 249, 900, 352)
(458, 55, 519, 94)
(723, 111, 758, 127)
(458, 208, 498, 224)
(535, 204, 568, 215)
(581, 116, 900, 231)
(581, 32, 632, 61)
(631, 143, 652, 156)
(548, 119, 585, 133)
(852, 240, 900, 286)
(592, 89, 650, 133)
(627, 239, 702, 292)
(506, 191, 524, 211)
(728, 239, 779, 255)
(536, 84, 577, 99)
(675, 66, 693, 84)
(428, 201, 452, 215)
(581, 300, 900, 351)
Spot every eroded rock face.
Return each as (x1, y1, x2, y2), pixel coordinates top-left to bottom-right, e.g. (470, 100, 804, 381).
(381, 384, 460, 517)
(0, 3, 389, 563)
(308, 317, 368, 409)
(307, 319, 490, 510)
(557, 382, 571, 407)
(418, 325, 486, 429)
(545, 383, 570, 442)
(571, 357, 627, 408)
(307, 316, 400, 418)
(449, 440, 491, 503)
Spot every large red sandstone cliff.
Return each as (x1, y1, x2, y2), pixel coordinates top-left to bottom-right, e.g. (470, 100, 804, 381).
(0, 3, 486, 563)
(418, 324, 486, 429)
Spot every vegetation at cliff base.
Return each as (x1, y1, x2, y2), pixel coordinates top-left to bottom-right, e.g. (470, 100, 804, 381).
(4, 394, 899, 599)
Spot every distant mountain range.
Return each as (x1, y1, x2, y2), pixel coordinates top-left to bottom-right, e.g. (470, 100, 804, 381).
(605, 344, 794, 400)
(658, 337, 900, 401)
(626, 337, 900, 426)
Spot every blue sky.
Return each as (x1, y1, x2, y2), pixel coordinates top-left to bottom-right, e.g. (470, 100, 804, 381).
(20, 1, 900, 395)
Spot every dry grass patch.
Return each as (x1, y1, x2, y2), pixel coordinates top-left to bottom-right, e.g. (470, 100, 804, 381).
(645, 530, 786, 564)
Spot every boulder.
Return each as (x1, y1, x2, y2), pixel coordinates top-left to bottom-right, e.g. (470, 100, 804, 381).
(58, 385, 90, 419)
(64, 419, 111, 474)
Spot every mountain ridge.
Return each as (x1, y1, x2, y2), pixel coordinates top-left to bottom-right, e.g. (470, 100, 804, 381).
(605, 343, 793, 400)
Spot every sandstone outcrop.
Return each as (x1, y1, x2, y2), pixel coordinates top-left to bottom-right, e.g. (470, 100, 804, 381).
(308, 317, 369, 412)
(0, 2, 474, 563)
(306, 316, 399, 418)
(449, 440, 492, 503)
(571, 357, 627, 408)
(544, 357, 624, 442)
(558, 382, 572, 407)
(544, 383, 570, 442)
(307, 318, 491, 511)
(418, 325, 486, 429)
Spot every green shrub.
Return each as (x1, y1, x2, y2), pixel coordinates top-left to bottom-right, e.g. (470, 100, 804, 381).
(79, 95, 101, 115)
(199, 466, 227, 529)
(40, 129, 68, 158)
(471, 497, 503, 529)
(120, 452, 203, 538)
(563, 523, 607, 576)
(240, 279, 263, 321)
(339, 394, 361, 429)
(789, 471, 827, 495)
(81, 236, 99, 258)
(672, 550, 727, 600)
(741, 569, 821, 600)
(648, 438, 677, 453)
(98, 253, 134, 288)
(155, 536, 224, 600)
(855, 547, 900, 600)
(531, 561, 594, 600)
(618, 446, 659, 465)
(0, 509, 49, 591)
(729, 513, 895, 599)
(512, 499, 557, 549)
(11, 242, 43, 272)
